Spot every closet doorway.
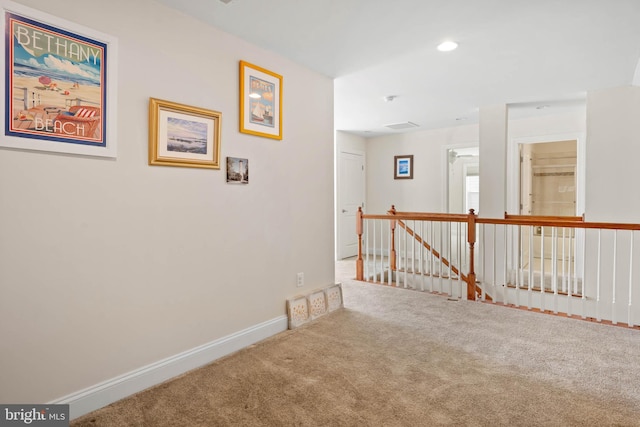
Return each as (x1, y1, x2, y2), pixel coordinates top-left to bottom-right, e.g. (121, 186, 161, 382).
(520, 140, 577, 217)
(519, 139, 577, 278)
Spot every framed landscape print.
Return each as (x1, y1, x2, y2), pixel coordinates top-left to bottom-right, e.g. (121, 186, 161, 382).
(149, 98, 221, 169)
(239, 60, 282, 140)
(0, 0, 118, 157)
(394, 155, 413, 179)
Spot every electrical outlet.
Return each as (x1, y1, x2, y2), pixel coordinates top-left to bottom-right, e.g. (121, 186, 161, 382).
(296, 272, 304, 287)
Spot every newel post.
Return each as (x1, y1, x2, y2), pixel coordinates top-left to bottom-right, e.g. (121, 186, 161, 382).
(389, 205, 397, 271)
(467, 209, 477, 301)
(356, 207, 364, 281)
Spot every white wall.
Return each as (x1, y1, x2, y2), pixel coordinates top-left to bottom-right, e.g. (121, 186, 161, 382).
(479, 105, 508, 218)
(365, 125, 478, 214)
(365, 111, 587, 216)
(336, 131, 366, 154)
(0, 0, 335, 406)
(586, 86, 640, 223)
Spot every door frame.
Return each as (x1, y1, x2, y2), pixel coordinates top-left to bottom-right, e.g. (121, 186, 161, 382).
(508, 132, 585, 217)
(336, 148, 365, 260)
(442, 142, 479, 213)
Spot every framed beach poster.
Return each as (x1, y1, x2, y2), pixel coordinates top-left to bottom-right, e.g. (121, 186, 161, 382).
(149, 98, 221, 169)
(394, 155, 413, 179)
(239, 60, 282, 140)
(0, 0, 118, 157)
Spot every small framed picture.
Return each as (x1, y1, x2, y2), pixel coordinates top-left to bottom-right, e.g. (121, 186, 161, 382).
(394, 155, 413, 179)
(149, 98, 221, 169)
(239, 60, 282, 140)
(226, 157, 249, 184)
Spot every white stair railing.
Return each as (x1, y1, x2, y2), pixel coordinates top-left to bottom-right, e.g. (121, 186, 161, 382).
(356, 207, 640, 328)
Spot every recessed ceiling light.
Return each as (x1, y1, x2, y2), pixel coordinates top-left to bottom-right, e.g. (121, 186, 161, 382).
(535, 105, 550, 110)
(437, 41, 458, 52)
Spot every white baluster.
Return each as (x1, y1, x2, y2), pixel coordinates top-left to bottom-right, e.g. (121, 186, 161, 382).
(438, 221, 444, 294)
(562, 227, 567, 293)
(403, 221, 408, 288)
(567, 228, 573, 318)
(448, 222, 453, 297)
(612, 230, 618, 325)
(493, 224, 497, 303)
(552, 227, 558, 315)
(581, 228, 587, 320)
(457, 222, 462, 299)
(481, 223, 486, 302)
(596, 229, 602, 322)
(503, 224, 508, 304)
(420, 221, 425, 291)
(365, 219, 369, 281)
(515, 225, 520, 308)
(387, 221, 393, 286)
(573, 229, 578, 297)
(540, 226, 545, 312)
(528, 225, 533, 310)
(412, 220, 416, 289)
(628, 231, 634, 327)
(429, 221, 434, 292)
(379, 219, 384, 284)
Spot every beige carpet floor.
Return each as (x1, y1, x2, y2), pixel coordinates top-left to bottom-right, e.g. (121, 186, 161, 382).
(71, 259, 640, 426)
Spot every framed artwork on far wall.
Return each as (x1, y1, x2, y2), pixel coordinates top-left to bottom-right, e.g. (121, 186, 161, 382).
(0, 0, 118, 158)
(226, 157, 249, 184)
(239, 60, 282, 140)
(149, 98, 221, 169)
(394, 155, 413, 179)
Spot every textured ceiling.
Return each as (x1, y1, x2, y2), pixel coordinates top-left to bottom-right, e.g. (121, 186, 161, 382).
(155, 0, 640, 136)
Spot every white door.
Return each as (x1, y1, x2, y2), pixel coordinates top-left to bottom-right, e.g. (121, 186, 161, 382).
(337, 151, 365, 259)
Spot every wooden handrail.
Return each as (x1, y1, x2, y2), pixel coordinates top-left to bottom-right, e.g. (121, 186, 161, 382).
(477, 217, 640, 230)
(504, 213, 584, 222)
(392, 212, 471, 221)
(386, 206, 469, 222)
(361, 213, 469, 221)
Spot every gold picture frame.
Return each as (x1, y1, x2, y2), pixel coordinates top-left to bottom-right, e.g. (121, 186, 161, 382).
(239, 60, 282, 140)
(149, 98, 221, 169)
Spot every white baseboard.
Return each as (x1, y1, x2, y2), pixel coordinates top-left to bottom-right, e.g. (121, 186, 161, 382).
(51, 315, 288, 420)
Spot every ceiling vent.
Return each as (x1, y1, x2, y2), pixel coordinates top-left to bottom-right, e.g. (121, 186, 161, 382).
(384, 121, 419, 130)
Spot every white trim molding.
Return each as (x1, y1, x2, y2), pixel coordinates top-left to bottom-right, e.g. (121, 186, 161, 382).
(52, 316, 288, 420)
(441, 142, 480, 213)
